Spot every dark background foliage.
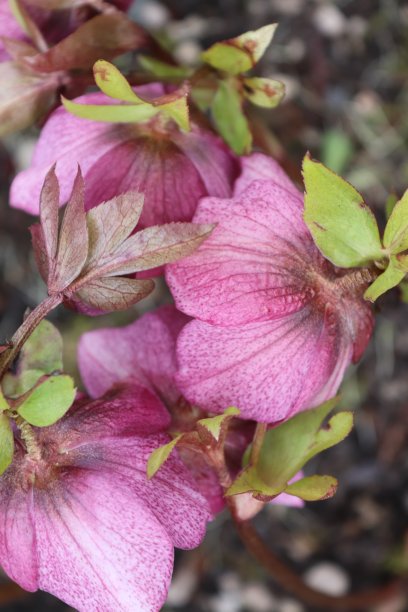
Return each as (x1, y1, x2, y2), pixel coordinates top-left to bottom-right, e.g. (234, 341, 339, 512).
(0, 0, 407, 610)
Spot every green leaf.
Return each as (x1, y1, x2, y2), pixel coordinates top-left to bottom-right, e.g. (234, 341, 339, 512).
(93, 60, 144, 104)
(212, 81, 252, 154)
(383, 188, 408, 254)
(2, 320, 63, 398)
(303, 155, 384, 268)
(197, 406, 240, 443)
(0, 389, 9, 412)
(0, 413, 14, 476)
(243, 77, 285, 108)
(17, 375, 76, 427)
(385, 193, 398, 220)
(202, 24, 277, 75)
(285, 475, 338, 501)
(364, 259, 405, 302)
(62, 96, 158, 123)
(139, 56, 190, 79)
(158, 92, 190, 132)
(147, 435, 182, 479)
(321, 129, 353, 175)
(227, 399, 353, 500)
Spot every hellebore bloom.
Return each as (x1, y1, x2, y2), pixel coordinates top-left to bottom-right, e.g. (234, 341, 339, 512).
(166, 153, 374, 423)
(78, 304, 303, 511)
(0, 384, 209, 611)
(11, 86, 239, 228)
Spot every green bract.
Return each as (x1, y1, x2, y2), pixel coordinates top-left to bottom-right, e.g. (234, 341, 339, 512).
(202, 24, 277, 75)
(147, 435, 182, 480)
(0, 412, 14, 476)
(2, 320, 63, 398)
(17, 375, 76, 427)
(212, 81, 252, 154)
(383, 188, 408, 255)
(242, 77, 285, 108)
(63, 60, 190, 132)
(227, 399, 353, 502)
(196, 406, 240, 443)
(364, 258, 405, 302)
(303, 155, 384, 268)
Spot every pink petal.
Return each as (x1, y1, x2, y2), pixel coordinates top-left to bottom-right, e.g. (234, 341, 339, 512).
(0, 3, 24, 61)
(234, 152, 301, 197)
(175, 309, 352, 422)
(78, 306, 188, 405)
(166, 180, 316, 326)
(34, 469, 174, 612)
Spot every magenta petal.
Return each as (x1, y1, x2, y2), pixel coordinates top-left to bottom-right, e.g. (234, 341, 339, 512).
(234, 152, 301, 197)
(10, 93, 117, 214)
(34, 469, 174, 612)
(175, 311, 352, 422)
(167, 181, 314, 326)
(78, 306, 188, 404)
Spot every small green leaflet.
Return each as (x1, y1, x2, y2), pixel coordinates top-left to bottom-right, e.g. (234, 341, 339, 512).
(197, 406, 240, 443)
(303, 155, 384, 268)
(364, 258, 405, 302)
(202, 24, 277, 75)
(243, 77, 285, 109)
(0, 413, 14, 476)
(212, 81, 252, 155)
(17, 375, 76, 427)
(63, 60, 190, 132)
(227, 398, 353, 502)
(2, 320, 63, 398)
(147, 435, 182, 479)
(383, 188, 408, 255)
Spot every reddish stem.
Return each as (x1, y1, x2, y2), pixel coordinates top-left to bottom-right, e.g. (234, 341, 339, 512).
(229, 503, 405, 611)
(0, 294, 62, 379)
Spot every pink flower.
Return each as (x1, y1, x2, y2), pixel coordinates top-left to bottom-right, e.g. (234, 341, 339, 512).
(0, 384, 209, 611)
(78, 304, 303, 512)
(165, 153, 374, 423)
(11, 87, 239, 228)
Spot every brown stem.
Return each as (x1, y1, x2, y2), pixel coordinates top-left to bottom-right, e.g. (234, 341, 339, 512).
(230, 503, 405, 611)
(0, 294, 62, 379)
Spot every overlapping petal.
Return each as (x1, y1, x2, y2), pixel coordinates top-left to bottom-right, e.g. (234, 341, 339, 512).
(0, 385, 210, 611)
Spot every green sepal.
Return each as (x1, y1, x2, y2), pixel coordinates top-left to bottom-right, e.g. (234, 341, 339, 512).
(197, 406, 240, 443)
(93, 60, 145, 103)
(364, 258, 405, 302)
(227, 398, 353, 502)
(303, 155, 384, 268)
(243, 77, 285, 108)
(62, 97, 158, 124)
(0, 413, 14, 476)
(285, 474, 338, 501)
(385, 193, 398, 220)
(2, 320, 63, 398)
(17, 374, 76, 427)
(147, 434, 182, 479)
(212, 80, 252, 154)
(202, 24, 277, 75)
(138, 56, 191, 79)
(383, 188, 408, 254)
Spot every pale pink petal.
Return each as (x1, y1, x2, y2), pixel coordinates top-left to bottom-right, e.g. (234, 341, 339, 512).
(78, 306, 188, 405)
(0, 451, 38, 591)
(10, 93, 122, 214)
(175, 309, 352, 422)
(234, 152, 301, 197)
(0, 2, 24, 60)
(34, 469, 174, 612)
(166, 180, 316, 326)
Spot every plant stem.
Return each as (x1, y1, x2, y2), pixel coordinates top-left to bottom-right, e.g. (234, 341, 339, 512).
(229, 499, 405, 610)
(250, 422, 267, 465)
(0, 294, 62, 379)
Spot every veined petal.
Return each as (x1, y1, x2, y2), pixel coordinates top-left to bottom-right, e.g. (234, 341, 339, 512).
(175, 309, 351, 422)
(167, 180, 316, 326)
(234, 152, 301, 197)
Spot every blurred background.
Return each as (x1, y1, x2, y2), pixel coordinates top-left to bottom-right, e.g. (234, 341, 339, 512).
(0, 0, 407, 610)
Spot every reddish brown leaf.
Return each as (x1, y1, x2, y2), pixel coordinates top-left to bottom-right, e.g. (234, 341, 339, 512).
(39, 164, 59, 273)
(85, 192, 144, 271)
(72, 277, 155, 314)
(94, 222, 216, 276)
(50, 168, 88, 292)
(23, 14, 147, 73)
(30, 223, 49, 283)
